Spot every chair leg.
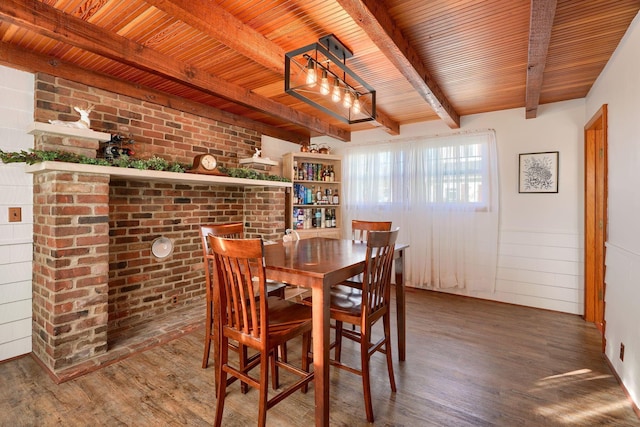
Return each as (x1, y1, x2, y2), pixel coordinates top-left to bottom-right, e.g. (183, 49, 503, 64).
(334, 321, 343, 362)
(258, 352, 270, 427)
(239, 344, 249, 394)
(214, 340, 229, 427)
(301, 332, 311, 394)
(384, 313, 397, 392)
(360, 330, 374, 423)
(279, 342, 288, 363)
(271, 349, 279, 390)
(202, 304, 212, 369)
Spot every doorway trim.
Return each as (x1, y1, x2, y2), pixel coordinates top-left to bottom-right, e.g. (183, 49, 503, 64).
(584, 104, 608, 350)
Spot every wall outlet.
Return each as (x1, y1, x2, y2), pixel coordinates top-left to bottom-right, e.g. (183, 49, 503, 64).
(172, 296, 178, 304)
(8, 207, 22, 223)
(620, 343, 625, 361)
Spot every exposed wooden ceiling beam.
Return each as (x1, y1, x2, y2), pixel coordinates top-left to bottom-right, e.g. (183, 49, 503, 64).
(336, 0, 460, 129)
(0, 42, 311, 146)
(145, 0, 284, 75)
(145, 0, 400, 136)
(525, 0, 557, 119)
(0, 0, 349, 142)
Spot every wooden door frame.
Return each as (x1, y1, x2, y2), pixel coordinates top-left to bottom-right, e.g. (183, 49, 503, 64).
(584, 104, 608, 350)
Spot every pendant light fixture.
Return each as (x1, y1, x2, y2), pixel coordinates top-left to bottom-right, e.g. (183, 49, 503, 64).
(284, 34, 376, 124)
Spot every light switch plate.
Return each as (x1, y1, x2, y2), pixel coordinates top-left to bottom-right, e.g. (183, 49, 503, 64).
(8, 207, 22, 223)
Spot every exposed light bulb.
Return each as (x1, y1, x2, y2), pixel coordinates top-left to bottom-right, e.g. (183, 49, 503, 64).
(331, 78, 341, 103)
(343, 91, 352, 109)
(306, 58, 317, 87)
(320, 69, 330, 95)
(352, 94, 361, 114)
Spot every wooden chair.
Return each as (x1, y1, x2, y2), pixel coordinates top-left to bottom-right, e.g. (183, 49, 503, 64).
(351, 219, 392, 243)
(333, 219, 393, 296)
(200, 223, 287, 370)
(327, 228, 399, 423)
(209, 235, 314, 427)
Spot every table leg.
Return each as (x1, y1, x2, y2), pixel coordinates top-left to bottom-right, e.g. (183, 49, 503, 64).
(311, 283, 330, 427)
(395, 248, 406, 361)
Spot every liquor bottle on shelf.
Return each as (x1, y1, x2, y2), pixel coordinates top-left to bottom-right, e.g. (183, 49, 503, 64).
(332, 189, 339, 205)
(293, 208, 302, 230)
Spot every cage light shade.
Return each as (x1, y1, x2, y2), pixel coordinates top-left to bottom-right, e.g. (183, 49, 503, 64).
(284, 34, 376, 125)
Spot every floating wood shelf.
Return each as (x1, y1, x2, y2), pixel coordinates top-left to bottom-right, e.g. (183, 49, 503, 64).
(28, 122, 111, 142)
(238, 157, 279, 166)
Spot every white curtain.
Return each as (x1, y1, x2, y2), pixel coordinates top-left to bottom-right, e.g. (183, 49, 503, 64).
(343, 130, 499, 292)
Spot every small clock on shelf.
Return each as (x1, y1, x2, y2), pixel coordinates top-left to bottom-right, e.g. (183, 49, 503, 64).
(188, 154, 225, 175)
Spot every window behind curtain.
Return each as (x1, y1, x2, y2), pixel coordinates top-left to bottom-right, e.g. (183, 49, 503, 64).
(343, 130, 499, 292)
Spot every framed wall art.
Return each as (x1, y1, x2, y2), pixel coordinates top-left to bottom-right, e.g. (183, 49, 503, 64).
(518, 151, 559, 193)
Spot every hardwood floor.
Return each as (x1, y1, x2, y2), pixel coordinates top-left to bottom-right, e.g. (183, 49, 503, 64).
(1, 289, 638, 426)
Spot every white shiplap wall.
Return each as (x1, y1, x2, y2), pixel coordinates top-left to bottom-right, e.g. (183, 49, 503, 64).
(496, 229, 582, 314)
(0, 65, 34, 361)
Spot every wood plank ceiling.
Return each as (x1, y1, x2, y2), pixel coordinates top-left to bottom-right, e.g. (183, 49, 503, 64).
(0, 0, 638, 144)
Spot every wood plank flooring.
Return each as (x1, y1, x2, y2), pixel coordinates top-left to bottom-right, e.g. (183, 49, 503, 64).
(1, 288, 638, 426)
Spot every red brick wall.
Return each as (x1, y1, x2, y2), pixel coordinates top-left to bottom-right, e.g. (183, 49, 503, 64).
(107, 180, 246, 338)
(35, 73, 262, 165)
(33, 73, 286, 359)
(245, 187, 287, 239)
(32, 171, 110, 371)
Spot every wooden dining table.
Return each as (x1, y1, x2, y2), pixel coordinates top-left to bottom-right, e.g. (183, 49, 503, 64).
(263, 237, 409, 427)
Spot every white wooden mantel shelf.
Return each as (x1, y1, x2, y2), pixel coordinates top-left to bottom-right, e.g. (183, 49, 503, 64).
(24, 161, 292, 188)
(238, 157, 278, 166)
(28, 122, 111, 142)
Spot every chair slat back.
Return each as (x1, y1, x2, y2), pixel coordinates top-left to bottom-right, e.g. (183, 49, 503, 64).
(200, 223, 245, 299)
(201, 223, 244, 255)
(352, 220, 392, 243)
(361, 228, 399, 317)
(208, 235, 266, 342)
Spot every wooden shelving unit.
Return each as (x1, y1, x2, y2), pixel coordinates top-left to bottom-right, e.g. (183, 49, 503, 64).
(283, 152, 342, 239)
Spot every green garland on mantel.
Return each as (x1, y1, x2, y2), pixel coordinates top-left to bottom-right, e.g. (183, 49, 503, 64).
(0, 149, 290, 182)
